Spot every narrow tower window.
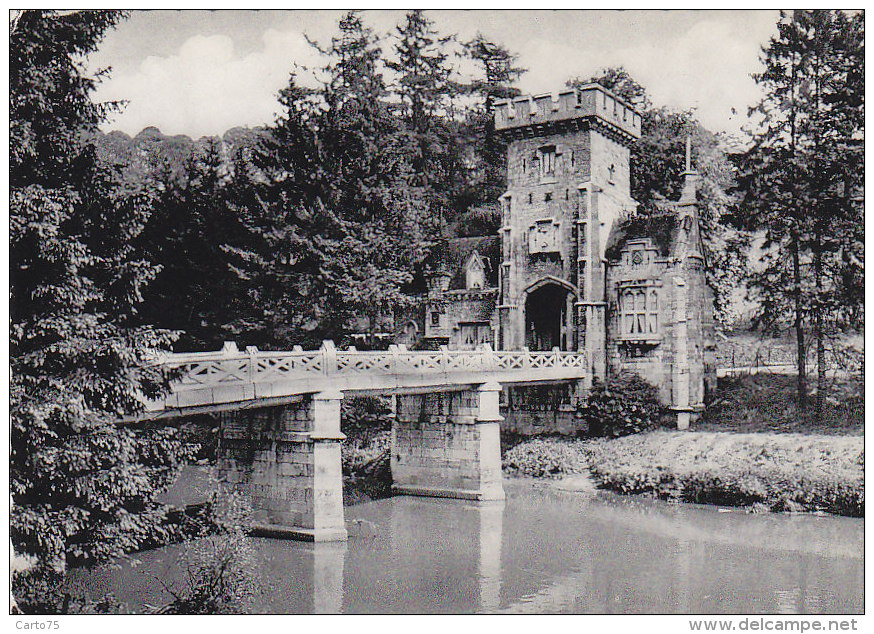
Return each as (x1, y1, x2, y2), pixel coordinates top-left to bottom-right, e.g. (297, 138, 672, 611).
(539, 145, 557, 179)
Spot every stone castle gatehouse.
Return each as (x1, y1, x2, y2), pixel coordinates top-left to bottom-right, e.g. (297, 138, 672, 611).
(421, 84, 716, 428)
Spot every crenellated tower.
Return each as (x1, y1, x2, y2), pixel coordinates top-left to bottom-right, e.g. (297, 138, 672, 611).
(493, 85, 641, 383)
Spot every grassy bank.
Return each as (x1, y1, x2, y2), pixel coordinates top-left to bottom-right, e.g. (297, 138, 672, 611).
(503, 432, 864, 517)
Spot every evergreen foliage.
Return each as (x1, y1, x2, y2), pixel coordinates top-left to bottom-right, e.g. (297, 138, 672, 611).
(10, 9, 194, 572)
(136, 139, 246, 349)
(456, 33, 526, 213)
(735, 10, 864, 417)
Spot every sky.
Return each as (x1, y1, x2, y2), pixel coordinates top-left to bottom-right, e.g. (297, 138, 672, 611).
(86, 9, 782, 140)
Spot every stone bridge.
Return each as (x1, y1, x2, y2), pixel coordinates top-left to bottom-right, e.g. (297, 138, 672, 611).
(141, 341, 587, 542)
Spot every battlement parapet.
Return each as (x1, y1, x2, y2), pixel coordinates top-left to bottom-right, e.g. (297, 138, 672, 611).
(494, 84, 641, 140)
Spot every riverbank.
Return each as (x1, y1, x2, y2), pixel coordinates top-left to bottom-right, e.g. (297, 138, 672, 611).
(503, 432, 864, 517)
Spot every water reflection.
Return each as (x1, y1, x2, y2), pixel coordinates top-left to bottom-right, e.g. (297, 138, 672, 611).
(69, 479, 863, 614)
(253, 541, 345, 613)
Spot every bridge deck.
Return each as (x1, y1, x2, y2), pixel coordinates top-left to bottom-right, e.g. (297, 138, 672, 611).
(141, 341, 587, 418)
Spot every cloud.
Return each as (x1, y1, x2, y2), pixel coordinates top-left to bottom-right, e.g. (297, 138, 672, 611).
(515, 15, 775, 135)
(95, 11, 778, 138)
(96, 30, 324, 137)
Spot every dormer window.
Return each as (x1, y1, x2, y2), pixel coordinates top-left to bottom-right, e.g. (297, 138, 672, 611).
(465, 253, 486, 290)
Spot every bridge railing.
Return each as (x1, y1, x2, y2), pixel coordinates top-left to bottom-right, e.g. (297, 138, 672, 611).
(153, 341, 587, 391)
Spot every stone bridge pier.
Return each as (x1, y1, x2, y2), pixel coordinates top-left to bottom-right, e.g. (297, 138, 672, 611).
(217, 390, 347, 542)
(391, 382, 505, 501)
(216, 381, 507, 542)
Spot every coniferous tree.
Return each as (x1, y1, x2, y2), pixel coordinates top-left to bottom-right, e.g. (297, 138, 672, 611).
(222, 78, 353, 347)
(387, 9, 459, 233)
(10, 10, 192, 577)
(136, 138, 245, 349)
(456, 34, 526, 214)
(737, 10, 864, 418)
(229, 12, 438, 348)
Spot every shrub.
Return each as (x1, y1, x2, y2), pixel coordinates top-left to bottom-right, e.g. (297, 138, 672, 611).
(583, 371, 662, 438)
(341, 396, 393, 436)
(502, 437, 589, 477)
(154, 489, 259, 614)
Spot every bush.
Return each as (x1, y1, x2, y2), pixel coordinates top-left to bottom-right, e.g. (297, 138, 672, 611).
(502, 437, 589, 477)
(154, 489, 259, 614)
(583, 371, 662, 438)
(585, 431, 864, 516)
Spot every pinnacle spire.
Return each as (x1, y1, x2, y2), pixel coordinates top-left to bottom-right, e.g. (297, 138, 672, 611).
(679, 134, 698, 204)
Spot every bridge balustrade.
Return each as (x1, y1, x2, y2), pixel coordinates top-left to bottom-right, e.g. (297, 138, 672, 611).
(155, 341, 586, 389)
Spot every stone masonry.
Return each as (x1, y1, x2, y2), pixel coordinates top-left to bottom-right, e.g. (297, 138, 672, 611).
(392, 382, 504, 500)
(420, 84, 716, 429)
(217, 391, 347, 541)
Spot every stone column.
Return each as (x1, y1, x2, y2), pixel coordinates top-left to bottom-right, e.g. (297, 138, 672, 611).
(218, 390, 347, 542)
(392, 382, 505, 501)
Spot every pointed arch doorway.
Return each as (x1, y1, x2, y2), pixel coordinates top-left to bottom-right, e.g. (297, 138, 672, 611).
(524, 280, 575, 351)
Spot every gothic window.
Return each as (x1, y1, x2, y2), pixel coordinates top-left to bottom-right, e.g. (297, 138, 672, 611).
(431, 311, 441, 326)
(528, 192, 533, 205)
(459, 322, 492, 349)
(646, 289, 659, 333)
(620, 288, 659, 336)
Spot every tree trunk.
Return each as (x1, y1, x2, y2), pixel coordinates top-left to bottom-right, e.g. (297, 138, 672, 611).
(814, 224, 825, 423)
(788, 40, 807, 415)
(791, 227, 807, 414)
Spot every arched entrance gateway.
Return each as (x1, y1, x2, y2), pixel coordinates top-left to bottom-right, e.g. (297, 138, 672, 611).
(524, 279, 576, 351)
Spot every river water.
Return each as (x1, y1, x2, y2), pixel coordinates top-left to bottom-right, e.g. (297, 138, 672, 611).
(70, 478, 863, 614)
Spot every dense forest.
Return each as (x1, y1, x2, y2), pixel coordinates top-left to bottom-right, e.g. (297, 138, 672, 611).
(10, 9, 863, 608)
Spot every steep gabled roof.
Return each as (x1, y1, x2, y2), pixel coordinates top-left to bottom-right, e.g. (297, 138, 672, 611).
(426, 235, 501, 289)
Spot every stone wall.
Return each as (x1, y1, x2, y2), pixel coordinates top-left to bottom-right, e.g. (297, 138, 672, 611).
(500, 383, 586, 436)
(425, 289, 498, 348)
(606, 236, 715, 417)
